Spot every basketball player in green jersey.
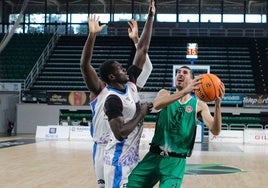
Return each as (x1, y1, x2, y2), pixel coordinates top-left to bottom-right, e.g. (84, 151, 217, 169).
(127, 66, 225, 188)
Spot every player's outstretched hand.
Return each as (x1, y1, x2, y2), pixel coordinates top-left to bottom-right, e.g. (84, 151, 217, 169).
(88, 14, 106, 34)
(128, 19, 138, 41)
(149, 0, 156, 17)
(215, 82, 225, 102)
(184, 75, 202, 94)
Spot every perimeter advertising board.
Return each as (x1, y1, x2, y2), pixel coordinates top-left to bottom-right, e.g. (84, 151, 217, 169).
(47, 91, 90, 105)
(243, 94, 268, 108)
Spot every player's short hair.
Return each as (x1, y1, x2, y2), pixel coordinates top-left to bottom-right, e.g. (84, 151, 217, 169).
(179, 65, 195, 79)
(99, 60, 118, 84)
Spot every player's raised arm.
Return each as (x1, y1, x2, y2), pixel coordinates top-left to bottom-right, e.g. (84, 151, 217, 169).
(132, 0, 155, 70)
(128, 19, 153, 91)
(199, 82, 225, 135)
(80, 14, 106, 99)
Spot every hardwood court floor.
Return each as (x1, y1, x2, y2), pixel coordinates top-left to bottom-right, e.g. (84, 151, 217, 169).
(0, 135, 268, 188)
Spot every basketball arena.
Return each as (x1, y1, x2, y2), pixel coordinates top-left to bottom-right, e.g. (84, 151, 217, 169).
(1, 1, 268, 188)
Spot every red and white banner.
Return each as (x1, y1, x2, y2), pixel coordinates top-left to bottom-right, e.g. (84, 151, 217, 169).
(209, 130, 244, 143)
(244, 129, 268, 144)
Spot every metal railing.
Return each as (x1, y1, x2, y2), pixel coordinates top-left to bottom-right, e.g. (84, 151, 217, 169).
(108, 22, 268, 38)
(24, 32, 59, 90)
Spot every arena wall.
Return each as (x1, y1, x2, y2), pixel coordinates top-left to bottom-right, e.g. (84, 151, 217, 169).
(16, 103, 90, 134)
(1, 92, 268, 134)
(15, 103, 268, 134)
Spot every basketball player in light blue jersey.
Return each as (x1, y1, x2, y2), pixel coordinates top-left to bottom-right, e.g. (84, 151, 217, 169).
(80, 1, 155, 187)
(101, 2, 156, 187)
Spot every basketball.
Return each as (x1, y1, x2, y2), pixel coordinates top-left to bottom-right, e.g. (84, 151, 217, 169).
(194, 73, 221, 102)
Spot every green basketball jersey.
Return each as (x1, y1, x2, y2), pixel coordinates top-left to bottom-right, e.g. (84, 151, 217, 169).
(151, 96, 198, 157)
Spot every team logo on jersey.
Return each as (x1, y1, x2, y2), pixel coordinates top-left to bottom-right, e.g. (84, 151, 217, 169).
(186, 106, 193, 113)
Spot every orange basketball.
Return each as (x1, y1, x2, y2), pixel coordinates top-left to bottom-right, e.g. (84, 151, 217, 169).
(194, 73, 221, 102)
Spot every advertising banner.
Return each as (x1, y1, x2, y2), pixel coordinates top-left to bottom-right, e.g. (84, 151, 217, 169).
(207, 94, 243, 106)
(243, 94, 268, 108)
(69, 126, 92, 141)
(0, 82, 21, 92)
(244, 129, 268, 144)
(35, 125, 69, 140)
(47, 91, 90, 105)
(222, 94, 243, 106)
(209, 130, 244, 143)
(35, 126, 48, 138)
